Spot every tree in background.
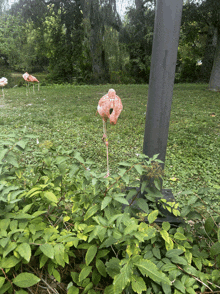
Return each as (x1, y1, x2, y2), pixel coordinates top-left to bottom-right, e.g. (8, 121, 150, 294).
(121, 0, 155, 83)
(181, 0, 220, 89)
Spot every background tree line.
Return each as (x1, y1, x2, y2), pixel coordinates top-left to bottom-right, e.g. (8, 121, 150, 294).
(0, 0, 220, 89)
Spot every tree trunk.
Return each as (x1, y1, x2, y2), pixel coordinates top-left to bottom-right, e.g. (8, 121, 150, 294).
(200, 26, 216, 82)
(209, 28, 220, 91)
(135, 0, 143, 10)
(143, 0, 183, 171)
(81, 0, 109, 83)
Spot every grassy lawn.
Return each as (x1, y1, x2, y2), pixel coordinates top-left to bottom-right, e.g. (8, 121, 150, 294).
(1, 83, 220, 207)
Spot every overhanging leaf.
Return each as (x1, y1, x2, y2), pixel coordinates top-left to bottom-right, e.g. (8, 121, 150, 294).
(13, 273, 40, 288)
(40, 243, 54, 259)
(84, 204, 99, 221)
(135, 259, 171, 285)
(78, 266, 92, 282)
(43, 191, 58, 203)
(85, 245, 97, 266)
(16, 243, 31, 262)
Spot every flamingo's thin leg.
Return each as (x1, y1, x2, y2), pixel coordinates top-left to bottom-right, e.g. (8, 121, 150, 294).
(102, 120, 109, 178)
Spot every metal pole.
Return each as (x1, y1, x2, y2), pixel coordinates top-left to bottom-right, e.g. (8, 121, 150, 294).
(143, 0, 183, 172)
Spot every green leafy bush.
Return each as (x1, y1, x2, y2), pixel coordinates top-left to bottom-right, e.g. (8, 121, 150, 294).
(0, 129, 220, 293)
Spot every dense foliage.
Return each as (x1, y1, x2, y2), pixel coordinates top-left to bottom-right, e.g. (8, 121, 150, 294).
(1, 0, 219, 85)
(0, 127, 220, 293)
(0, 84, 220, 293)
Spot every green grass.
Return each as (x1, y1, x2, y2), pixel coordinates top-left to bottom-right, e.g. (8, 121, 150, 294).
(1, 83, 220, 206)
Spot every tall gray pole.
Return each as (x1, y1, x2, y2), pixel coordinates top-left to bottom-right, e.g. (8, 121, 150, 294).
(143, 0, 183, 171)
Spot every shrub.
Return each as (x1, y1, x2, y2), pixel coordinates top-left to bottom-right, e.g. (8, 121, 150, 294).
(0, 128, 220, 293)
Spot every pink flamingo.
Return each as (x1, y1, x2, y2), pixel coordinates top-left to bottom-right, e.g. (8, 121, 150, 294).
(0, 77, 8, 99)
(97, 89, 123, 177)
(22, 72, 39, 95)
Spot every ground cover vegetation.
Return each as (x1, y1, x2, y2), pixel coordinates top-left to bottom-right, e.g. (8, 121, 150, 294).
(0, 83, 220, 293)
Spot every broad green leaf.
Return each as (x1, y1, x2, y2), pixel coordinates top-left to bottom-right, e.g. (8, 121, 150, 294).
(5, 153, 19, 167)
(173, 280, 185, 293)
(0, 281, 11, 294)
(124, 222, 138, 235)
(106, 258, 121, 278)
(0, 219, 10, 230)
(185, 288, 196, 294)
(22, 203, 33, 213)
(16, 140, 27, 150)
(148, 210, 158, 224)
(40, 243, 54, 259)
(85, 245, 97, 266)
(171, 256, 188, 265)
(13, 273, 40, 288)
(84, 282, 93, 292)
(96, 259, 107, 277)
(69, 164, 79, 177)
(126, 189, 137, 200)
(185, 251, 192, 264)
(96, 250, 109, 259)
(101, 197, 112, 210)
(204, 217, 215, 235)
(67, 286, 79, 294)
(74, 152, 84, 163)
(160, 230, 171, 243)
(134, 164, 144, 174)
(141, 181, 147, 194)
(161, 282, 172, 294)
(0, 256, 21, 268)
(152, 247, 161, 259)
(113, 262, 132, 293)
(0, 238, 9, 248)
(16, 243, 31, 262)
(161, 263, 177, 272)
(154, 178, 161, 190)
(174, 232, 187, 240)
(131, 276, 146, 294)
(166, 249, 184, 258)
(25, 187, 41, 198)
(55, 156, 69, 165)
(0, 277, 5, 289)
(136, 198, 149, 213)
(92, 269, 101, 285)
(32, 210, 47, 218)
(43, 191, 58, 203)
(114, 197, 129, 205)
(84, 204, 99, 221)
(78, 266, 92, 282)
(162, 222, 171, 231)
(39, 254, 48, 268)
(135, 259, 171, 285)
(52, 268, 61, 282)
(54, 243, 65, 266)
(211, 241, 220, 256)
(0, 149, 7, 162)
(104, 285, 115, 294)
(118, 168, 126, 177)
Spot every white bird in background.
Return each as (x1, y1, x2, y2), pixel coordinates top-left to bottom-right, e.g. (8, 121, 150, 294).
(0, 77, 8, 99)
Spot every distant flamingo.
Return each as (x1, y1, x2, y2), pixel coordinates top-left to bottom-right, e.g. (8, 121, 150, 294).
(97, 89, 123, 177)
(0, 77, 8, 99)
(22, 72, 39, 95)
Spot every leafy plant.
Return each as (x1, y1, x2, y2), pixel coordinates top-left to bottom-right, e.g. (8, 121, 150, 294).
(0, 129, 220, 293)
